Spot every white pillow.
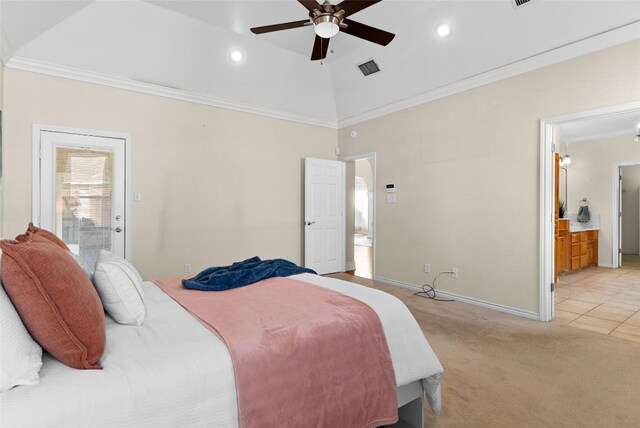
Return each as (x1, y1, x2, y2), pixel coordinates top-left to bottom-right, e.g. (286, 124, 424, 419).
(93, 250, 145, 325)
(1, 282, 43, 392)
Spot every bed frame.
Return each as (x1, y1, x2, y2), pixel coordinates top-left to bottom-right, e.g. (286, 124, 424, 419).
(396, 380, 424, 428)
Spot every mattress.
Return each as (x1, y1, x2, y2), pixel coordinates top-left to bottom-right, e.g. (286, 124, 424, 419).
(2, 275, 442, 427)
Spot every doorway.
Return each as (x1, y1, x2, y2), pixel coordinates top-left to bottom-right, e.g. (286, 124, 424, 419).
(620, 165, 640, 269)
(343, 154, 376, 280)
(33, 126, 130, 271)
(540, 103, 640, 332)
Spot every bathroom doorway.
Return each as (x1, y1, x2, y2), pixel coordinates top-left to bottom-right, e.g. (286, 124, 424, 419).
(540, 104, 640, 340)
(343, 153, 376, 280)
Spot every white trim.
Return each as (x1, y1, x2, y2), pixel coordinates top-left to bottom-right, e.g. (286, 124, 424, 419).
(539, 102, 640, 321)
(345, 261, 356, 271)
(338, 21, 640, 128)
(341, 161, 346, 273)
(31, 124, 133, 261)
(341, 152, 376, 278)
(613, 161, 640, 268)
(539, 121, 555, 322)
(8, 57, 338, 130)
(373, 275, 540, 320)
(4, 22, 639, 130)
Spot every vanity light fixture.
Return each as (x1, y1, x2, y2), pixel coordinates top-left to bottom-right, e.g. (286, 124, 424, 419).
(435, 23, 452, 38)
(560, 155, 571, 166)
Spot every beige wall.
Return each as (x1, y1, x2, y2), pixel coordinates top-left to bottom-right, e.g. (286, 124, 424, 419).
(338, 40, 640, 314)
(1, 68, 336, 279)
(563, 134, 640, 266)
(621, 166, 640, 255)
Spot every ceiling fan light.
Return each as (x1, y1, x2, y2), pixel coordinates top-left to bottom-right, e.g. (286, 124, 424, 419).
(314, 15, 340, 38)
(435, 23, 452, 38)
(230, 50, 243, 62)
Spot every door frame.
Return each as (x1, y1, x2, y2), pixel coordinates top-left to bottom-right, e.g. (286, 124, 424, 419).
(539, 102, 640, 322)
(341, 152, 377, 278)
(614, 162, 640, 268)
(32, 124, 132, 260)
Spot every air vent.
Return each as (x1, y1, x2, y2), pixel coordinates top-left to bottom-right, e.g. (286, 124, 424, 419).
(357, 59, 381, 77)
(513, 0, 534, 7)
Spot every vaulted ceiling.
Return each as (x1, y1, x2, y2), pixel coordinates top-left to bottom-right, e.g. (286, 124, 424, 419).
(2, 0, 640, 127)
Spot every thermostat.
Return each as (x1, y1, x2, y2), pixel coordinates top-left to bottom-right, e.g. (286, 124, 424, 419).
(386, 184, 396, 193)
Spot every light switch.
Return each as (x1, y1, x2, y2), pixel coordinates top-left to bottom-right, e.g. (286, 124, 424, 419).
(386, 194, 397, 203)
(134, 192, 142, 201)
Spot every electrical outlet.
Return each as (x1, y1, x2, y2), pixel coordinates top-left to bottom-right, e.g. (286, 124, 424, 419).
(452, 267, 459, 279)
(424, 263, 431, 273)
(184, 263, 191, 273)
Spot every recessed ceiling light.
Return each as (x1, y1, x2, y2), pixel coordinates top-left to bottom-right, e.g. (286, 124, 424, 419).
(230, 50, 243, 62)
(435, 23, 452, 38)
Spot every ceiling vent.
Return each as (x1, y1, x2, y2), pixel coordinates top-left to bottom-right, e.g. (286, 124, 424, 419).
(513, 0, 534, 7)
(357, 59, 381, 77)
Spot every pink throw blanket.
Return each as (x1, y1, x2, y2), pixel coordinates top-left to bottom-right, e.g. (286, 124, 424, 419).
(153, 276, 398, 428)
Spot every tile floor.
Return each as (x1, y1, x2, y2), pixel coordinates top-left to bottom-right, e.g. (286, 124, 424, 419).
(555, 254, 640, 343)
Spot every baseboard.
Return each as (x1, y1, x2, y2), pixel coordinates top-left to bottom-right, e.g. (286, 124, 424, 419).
(598, 262, 614, 268)
(373, 275, 540, 321)
(345, 261, 356, 271)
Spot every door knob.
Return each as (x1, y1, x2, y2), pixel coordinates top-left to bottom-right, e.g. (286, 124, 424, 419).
(305, 221, 315, 226)
(113, 227, 123, 233)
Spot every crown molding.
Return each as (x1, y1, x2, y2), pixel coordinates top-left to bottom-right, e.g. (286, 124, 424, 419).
(4, 19, 639, 130)
(5, 56, 338, 129)
(338, 21, 640, 129)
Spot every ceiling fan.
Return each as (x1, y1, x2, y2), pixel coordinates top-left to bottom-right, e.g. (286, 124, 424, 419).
(250, 0, 395, 61)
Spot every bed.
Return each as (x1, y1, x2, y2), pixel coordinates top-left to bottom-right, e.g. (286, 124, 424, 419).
(1, 273, 443, 428)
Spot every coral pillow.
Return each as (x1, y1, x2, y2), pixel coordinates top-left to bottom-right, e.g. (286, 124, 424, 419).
(15, 223, 69, 252)
(0, 239, 105, 369)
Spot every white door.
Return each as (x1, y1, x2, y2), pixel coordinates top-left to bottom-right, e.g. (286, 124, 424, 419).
(618, 170, 623, 267)
(37, 130, 127, 269)
(304, 158, 345, 275)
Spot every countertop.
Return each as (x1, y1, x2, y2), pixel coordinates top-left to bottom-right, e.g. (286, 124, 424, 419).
(558, 218, 599, 232)
(569, 223, 599, 232)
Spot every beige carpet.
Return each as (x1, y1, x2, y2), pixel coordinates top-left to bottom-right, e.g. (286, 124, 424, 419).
(329, 273, 640, 428)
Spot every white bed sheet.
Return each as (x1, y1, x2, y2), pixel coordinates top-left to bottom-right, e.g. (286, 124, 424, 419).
(1, 282, 238, 428)
(2, 275, 443, 427)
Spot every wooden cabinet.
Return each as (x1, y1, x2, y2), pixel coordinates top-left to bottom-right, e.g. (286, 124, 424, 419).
(567, 230, 598, 272)
(556, 219, 570, 275)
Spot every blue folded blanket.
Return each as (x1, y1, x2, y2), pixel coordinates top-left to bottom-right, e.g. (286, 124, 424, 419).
(182, 257, 317, 291)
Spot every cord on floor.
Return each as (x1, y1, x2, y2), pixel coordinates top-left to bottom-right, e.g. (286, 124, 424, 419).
(414, 271, 456, 302)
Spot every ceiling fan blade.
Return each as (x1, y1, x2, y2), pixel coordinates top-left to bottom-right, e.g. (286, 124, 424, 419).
(250, 19, 311, 34)
(341, 19, 395, 46)
(311, 35, 329, 61)
(335, 0, 382, 16)
(298, 0, 323, 13)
